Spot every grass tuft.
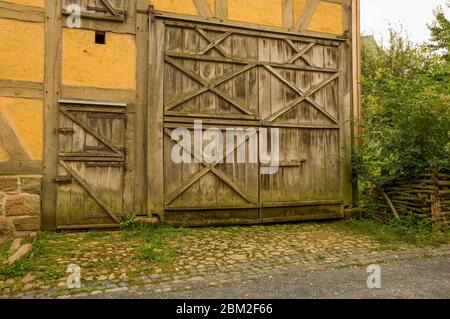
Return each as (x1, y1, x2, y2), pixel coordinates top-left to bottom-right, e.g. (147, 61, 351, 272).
(335, 217, 450, 247)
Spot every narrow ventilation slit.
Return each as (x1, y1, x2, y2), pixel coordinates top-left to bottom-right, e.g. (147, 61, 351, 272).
(95, 31, 106, 44)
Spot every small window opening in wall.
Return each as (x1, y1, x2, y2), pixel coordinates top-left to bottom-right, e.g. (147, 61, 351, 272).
(95, 31, 106, 44)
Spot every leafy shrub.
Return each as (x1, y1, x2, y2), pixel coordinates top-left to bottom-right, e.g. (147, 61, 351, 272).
(355, 29, 450, 189)
(120, 213, 136, 231)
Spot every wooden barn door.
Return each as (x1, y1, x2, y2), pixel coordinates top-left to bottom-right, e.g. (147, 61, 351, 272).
(55, 101, 126, 229)
(149, 17, 349, 225)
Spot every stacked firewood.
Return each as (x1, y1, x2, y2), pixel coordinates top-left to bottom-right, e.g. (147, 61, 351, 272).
(371, 172, 450, 224)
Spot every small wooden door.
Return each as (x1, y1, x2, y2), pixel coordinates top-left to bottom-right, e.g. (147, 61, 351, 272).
(55, 100, 126, 229)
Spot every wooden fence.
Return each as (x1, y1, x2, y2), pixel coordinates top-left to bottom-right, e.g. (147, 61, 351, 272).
(372, 172, 450, 225)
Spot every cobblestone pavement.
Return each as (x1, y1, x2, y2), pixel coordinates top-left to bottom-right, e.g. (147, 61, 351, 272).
(1, 222, 449, 299)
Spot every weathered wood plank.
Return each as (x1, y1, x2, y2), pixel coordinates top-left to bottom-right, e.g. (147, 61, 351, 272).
(0, 160, 42, 175)
(193, 0, 213, 18)
(0, 80, 43, 100)
(134, 4, 149, 213)
(41, 0, 63, 230)
(282, 0, 294, 29)
(215, 0, 228, 20)
(59, 160, 120, 223)
(147, 18, 166, 215)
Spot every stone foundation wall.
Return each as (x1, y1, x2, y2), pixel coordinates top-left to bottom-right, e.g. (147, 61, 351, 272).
(0, 176, 42, 244)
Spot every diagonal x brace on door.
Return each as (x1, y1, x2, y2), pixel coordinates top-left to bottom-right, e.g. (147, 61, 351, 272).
(99, 0, 125, 17)
(164, 57, 256, 116)
(59, 160, 121, 224)
(60, 109, 121, 155)
(164, 128, 257, 205)
(199, 31, 233, 56)
(264, 72, 340, 124)
(263, 65, 305, 96)
(195, 28, 231, 58)
(285, 40, 315, 65)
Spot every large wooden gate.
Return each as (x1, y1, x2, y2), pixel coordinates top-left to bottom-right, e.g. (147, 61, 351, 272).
(55, 100, 127, 229)
(149, 17, 351, 225)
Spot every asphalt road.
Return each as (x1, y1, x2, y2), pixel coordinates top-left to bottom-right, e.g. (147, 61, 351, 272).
(101, 256, 450, 299)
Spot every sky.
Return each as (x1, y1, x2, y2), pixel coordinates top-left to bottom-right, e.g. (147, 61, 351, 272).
(361, 0, 450, 46)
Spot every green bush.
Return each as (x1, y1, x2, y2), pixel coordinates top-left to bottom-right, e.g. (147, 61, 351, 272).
(120, 213, 136, 230)
(355, 28, 450, 189)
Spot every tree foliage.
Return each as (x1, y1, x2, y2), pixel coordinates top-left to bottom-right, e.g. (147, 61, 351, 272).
(356, 26, 450, 188)
(428, 0, 450, 62)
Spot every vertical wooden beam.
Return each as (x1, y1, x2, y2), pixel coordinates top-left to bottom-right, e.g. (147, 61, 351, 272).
(338, 0, 354, 211)
(215, 0, 228, 20)
(351, 0, 361, 144)
(351, 0, 361, 206)
(282, 0, 294, 29)
(295, 0, 320, 32)
(41, 0, 63, 230)
(134, 0, 149, 214)
(193, 0, 214, 18)
(147, 17, 165, 217)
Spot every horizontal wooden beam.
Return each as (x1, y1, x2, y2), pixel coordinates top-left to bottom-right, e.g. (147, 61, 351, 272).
(163, 120, 261, 129)
(323, 0, 344, 4)
(262, 200, 341, 208)
(57, 224, 119, 230)
(59, 99, 127, 108)
(158, 13, 347, 43)
(0, 1, 45, 23)
(164, 121, 340, 130)
(61, 86, 135, 105)
(261, 123, 340, 129)
(165, 111, 258, 120)
(166, 204, 260, 211)
(0, 160, 42, 175)
(0, 80, 43, 99)
(165, 51, 338, 73)
(61, 15, 135, 35)
(58, 156, 124, 162)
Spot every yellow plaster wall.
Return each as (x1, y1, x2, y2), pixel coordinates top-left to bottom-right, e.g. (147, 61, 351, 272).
(150, 0, 215, 15)
(150, 0, 344, 35)
(0, 18, 44, 83)
(308, 1, 343, 35)
(150, 0, 199, 16)
(2, 0, 44, 7)
(62, 29, 136, 90)
(0, 97, 43, 160)
(228, 0, 283, 27)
